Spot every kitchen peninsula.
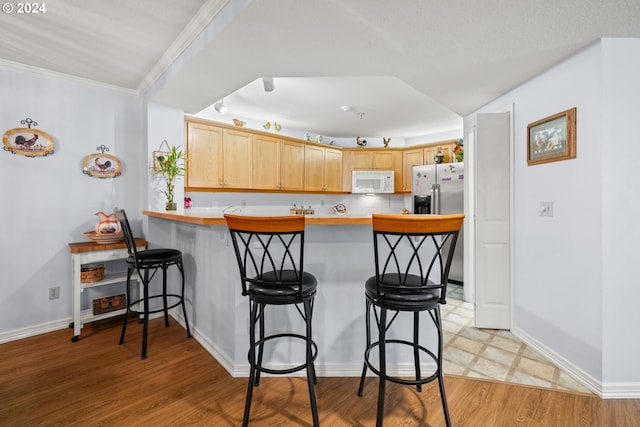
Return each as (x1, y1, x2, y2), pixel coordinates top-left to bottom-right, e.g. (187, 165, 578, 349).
(144, 208, 441, 377)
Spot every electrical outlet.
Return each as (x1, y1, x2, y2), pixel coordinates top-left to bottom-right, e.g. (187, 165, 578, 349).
(49, 286, 60, 300)
(539, 201, 554, 217)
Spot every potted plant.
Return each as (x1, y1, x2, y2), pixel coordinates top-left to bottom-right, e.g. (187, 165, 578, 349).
(154, 145, 186, 210)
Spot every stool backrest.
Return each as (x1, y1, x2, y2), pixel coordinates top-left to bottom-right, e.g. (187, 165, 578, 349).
(224, 214, 307, 299)
(371, 214, 465, 304)
(114, 208, 141, 269)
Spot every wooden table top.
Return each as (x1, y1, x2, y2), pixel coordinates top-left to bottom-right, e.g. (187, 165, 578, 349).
(68, 238, 148, 253)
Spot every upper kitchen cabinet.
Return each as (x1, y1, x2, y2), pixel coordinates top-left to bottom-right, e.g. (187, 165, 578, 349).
(350, 149, 398, 171)
(348, 149, 402, 192)
(252, 134, 280, 190)
(222, 128, 253, 189)
(186, 120, 223, 188)
(185, 119, 252, 190)
(252, 135, 304, 191)
(304, 144, 343, 192)
(402, 148, 424, 192)
(401, 141, 458, 192)
(423, 143, 453, 165)
(280, 140, 305, 191)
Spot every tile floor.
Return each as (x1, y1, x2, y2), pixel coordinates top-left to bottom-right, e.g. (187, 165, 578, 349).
(442, 284, 591, 393)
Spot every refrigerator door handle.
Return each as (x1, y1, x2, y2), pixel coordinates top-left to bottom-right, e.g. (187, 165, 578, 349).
(431, 183, 440, 214)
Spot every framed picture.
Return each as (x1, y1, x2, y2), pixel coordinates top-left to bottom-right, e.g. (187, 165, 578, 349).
(153, 140, 171, 172)
(153, 150, 169, 172)
(527, 107, 576, 166)
(82, 153, 122, 178)
(2, 128, 55, 157)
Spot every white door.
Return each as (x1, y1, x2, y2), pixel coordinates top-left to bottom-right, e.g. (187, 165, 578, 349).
(473, 111, 512, 329)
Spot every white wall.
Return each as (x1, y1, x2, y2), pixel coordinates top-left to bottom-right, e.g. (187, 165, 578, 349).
(0, 68, 144, 337)
(600, 38, 640, 387)
(466, 39, 640, 394)
(147, 103, 186, 211)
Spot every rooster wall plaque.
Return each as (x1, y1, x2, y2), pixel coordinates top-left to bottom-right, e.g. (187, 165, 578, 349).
(2, 118, 55, 157)
(82, 145, 122, 178)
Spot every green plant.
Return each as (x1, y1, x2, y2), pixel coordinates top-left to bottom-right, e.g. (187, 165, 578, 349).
(153, 145, 186, 207)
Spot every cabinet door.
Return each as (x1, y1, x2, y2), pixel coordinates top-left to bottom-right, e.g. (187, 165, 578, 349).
(304, 145, 325, 191)
(280, 140, 304, 191)
(223, 129, 253, 188)
(252, 134, 280, 190)
(402, 149, 423, 192)
(351, 151, 373, 170)
(324, 148, 343, 192)
(372, 151, 396, 170)
(186, 121, 223, 188)
(424, 144, 454, 164)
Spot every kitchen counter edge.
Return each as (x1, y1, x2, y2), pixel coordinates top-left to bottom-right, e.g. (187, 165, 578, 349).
(143, 210, 373, 225)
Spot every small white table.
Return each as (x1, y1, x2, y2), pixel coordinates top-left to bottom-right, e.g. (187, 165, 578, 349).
(68, 239, 148, 342)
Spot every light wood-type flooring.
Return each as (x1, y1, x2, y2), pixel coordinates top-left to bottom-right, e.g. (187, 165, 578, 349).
(1, 316, 639, 426)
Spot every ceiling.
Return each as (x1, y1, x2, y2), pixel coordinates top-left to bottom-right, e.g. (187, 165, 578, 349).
(2, 0, 640, 139)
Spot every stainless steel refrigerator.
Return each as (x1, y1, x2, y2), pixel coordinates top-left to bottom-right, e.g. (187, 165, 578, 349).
(411, 162, 464, 284)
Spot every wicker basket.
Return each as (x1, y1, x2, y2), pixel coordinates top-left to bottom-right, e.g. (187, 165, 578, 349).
(93, 294, 126, 315)
(81, 264, 105, 283)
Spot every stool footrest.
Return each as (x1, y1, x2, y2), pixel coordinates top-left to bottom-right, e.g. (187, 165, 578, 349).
(249, 332, 318, 376)
(127, 294, 184, 315)
(363, 339, 440, 386)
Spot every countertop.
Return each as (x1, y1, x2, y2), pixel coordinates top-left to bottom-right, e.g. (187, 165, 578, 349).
(143, 207, 374, 225)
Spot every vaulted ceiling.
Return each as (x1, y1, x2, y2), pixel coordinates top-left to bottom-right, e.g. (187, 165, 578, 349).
(1, 0, 639, 138)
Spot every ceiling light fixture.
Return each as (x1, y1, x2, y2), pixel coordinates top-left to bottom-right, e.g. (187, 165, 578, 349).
(262, 77, 274, 92)
(214, 99, 228, 114)
(341, 105, 353, 112)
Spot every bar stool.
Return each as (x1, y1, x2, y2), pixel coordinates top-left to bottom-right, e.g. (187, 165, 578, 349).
(224, 214, 319, 427)
(115, 208, 191, 359)
(357, 213, 465, 427)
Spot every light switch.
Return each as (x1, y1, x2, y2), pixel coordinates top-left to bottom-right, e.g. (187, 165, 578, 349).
(539, 201, 554, 217)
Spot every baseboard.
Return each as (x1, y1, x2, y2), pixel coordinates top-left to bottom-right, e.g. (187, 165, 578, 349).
(0, 318, 71, 344)
(512, 325, 640, 398)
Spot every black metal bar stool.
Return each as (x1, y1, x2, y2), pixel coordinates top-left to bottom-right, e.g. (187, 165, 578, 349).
(357, 213, 465, 427)
(224, 214, 319, 427)
(115, 208, 191, 359)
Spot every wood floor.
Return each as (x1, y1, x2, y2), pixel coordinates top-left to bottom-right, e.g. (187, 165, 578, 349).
(1, 316, 639, 427)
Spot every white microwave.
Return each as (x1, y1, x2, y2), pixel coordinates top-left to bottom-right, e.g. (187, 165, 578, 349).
(352, 170, 395, 194)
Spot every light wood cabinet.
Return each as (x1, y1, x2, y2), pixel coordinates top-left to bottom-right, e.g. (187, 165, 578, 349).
(252, 135, 305, 191)
(185, 121, 252, 189)
(423, 143, 454, 165)
(402, 148, 424, 192)
(186, 121, 223, 188)
(401, 142, 457, 192)
(280, 140, 305, 191)
(222, 128, 253, 189)
(186, 117, 458, 195)
(304, 144, 342, 192)
(252, 134, 280, 190)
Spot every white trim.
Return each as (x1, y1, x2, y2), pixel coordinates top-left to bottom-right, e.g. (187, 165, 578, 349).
(136, 0, 231, 94)
(0, 318, 71, 344)
(509, 325, 640, 398)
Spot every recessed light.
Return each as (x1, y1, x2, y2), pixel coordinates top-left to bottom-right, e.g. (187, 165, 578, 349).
(341, 105, 353, 112)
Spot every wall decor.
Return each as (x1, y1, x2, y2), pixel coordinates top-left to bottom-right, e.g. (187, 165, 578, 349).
(527, 107, 576, 166)
(2, 118, 55, 157)
(82, 145, 122, 178)
(153, 139, 170, 172)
